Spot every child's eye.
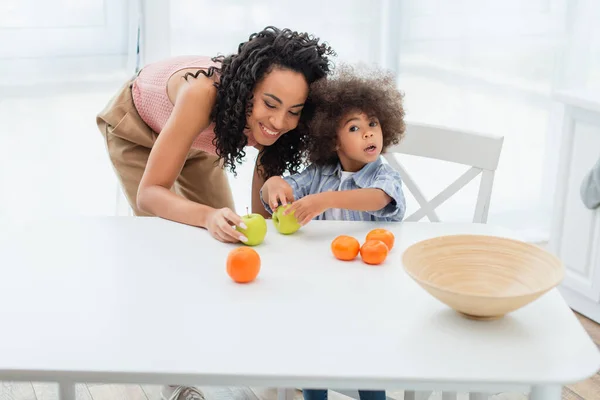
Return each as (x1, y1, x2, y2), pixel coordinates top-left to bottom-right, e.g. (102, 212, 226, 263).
(289, 111, 300, 117)
(369, 121, 378, 127)
(264, 101, 276, 109)
(349, 125, 359, 132)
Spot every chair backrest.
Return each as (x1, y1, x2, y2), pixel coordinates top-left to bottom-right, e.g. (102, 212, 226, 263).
(383, 122, 504, 223)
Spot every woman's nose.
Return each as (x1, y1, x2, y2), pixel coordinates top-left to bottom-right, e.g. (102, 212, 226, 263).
(269, 113, 285, 131)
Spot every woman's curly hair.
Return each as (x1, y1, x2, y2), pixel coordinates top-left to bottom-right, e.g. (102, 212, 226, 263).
(306, 64, 405, 166)
(184, 26, 335, 178)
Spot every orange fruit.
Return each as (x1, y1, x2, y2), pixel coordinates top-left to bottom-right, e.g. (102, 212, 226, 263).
(366, 228, 395, 251)
(226, 247, 261, 283)
(360, 239, 389, 265)
(331, 235, 360, 261)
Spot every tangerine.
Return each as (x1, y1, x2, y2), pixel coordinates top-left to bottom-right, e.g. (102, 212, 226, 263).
(360, 239, 389, 265)
(366, 228, 395, 250)
(226, 247, 261, 283)
(331, 235, 360, 261)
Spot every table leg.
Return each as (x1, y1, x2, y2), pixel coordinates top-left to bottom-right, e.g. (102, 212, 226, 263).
(404, 391, 432, 400)
(529, 385, 562, 400)
(277, 388, 295, 400)
(58, 381, 76, 400)
(469, 393, 490, 400)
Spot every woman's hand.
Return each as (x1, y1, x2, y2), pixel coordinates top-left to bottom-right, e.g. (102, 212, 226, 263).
(206, 207, 248, 243)
(263, 177, 294, 211)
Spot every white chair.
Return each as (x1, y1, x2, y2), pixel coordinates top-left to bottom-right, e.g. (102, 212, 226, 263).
(277, 122, 504, 400)
(384, 121, 504, 224)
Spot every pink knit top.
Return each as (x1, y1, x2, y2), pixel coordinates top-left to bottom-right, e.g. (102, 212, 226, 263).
(131, 55, 257, 154)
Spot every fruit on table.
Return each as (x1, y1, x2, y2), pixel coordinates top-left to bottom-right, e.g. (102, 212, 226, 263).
(226, 247, 261, 283)
(236, 208, 267, 246)
(366, 228, 395, 251)
(331, 235, 360, 261)
(360, 239, 389, 265)
(272, 204, 301, 235)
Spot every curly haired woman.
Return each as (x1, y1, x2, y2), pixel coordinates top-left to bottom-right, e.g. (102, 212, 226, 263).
(96, 26, 335, 244)
(260, 64, 407, 228)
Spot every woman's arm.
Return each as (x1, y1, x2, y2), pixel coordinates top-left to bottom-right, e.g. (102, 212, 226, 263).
(136, 75, 246, 243)
(251, 159, 271, 218)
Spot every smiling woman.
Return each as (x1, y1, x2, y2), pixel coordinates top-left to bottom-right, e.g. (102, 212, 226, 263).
(245, 68, 309, 147)
(95, 26, 335, 248)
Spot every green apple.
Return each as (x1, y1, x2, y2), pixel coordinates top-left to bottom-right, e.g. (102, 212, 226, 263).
(236, 209, 267, 246)
(272, 204, 301, 235)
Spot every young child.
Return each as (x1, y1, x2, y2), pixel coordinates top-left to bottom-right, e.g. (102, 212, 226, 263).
(260, 64, 406, 226)
(260, 65, 404, 400)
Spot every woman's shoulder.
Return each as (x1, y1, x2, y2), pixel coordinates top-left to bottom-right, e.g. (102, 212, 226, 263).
(154, 56, 221, 106)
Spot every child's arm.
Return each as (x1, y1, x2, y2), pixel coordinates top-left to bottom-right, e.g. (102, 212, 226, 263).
(362, 165, 406, 220)
(260, 164, 319, 214)
(321, 188, 392, 211)
(284, 189, 391, 226)
(581, 156, 600, 210)
(284, 164, 406, 225)
(261, 176, 295, 212)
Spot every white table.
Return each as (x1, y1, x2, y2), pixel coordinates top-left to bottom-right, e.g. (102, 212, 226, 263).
(0, 217, 598, 400)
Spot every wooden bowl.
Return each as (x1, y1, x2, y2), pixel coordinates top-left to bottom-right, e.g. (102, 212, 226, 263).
(402, 234, 564, 320)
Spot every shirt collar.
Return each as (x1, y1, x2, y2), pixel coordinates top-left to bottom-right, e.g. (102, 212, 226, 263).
(321, 157, 383, 187)
(321, 163, 341, 176)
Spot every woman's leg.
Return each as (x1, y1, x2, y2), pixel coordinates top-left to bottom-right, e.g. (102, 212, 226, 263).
(98, 118, 154, 216)
(96, 79, 158, 216)
(358, 390, 386, 400)
(302, 389, 328, 400)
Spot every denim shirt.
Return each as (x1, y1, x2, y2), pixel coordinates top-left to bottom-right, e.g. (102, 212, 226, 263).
(261, 157, 406, 222)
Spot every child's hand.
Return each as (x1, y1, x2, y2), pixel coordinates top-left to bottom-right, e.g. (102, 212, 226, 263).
(264, 177, 294, 210)
(284, 193, 329, 225)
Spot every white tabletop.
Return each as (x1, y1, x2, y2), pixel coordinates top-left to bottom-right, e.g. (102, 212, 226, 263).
(0, 217, 598, 392)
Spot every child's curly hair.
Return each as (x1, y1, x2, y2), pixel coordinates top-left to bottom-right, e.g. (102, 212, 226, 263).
(306, 64, 405, 166)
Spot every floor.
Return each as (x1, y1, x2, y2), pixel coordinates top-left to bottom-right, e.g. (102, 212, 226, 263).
(0, 312, 597, 400)
(563, 313, 600, 400)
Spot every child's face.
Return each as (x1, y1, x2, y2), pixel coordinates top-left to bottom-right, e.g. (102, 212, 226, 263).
(336, 111, 383, 172)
